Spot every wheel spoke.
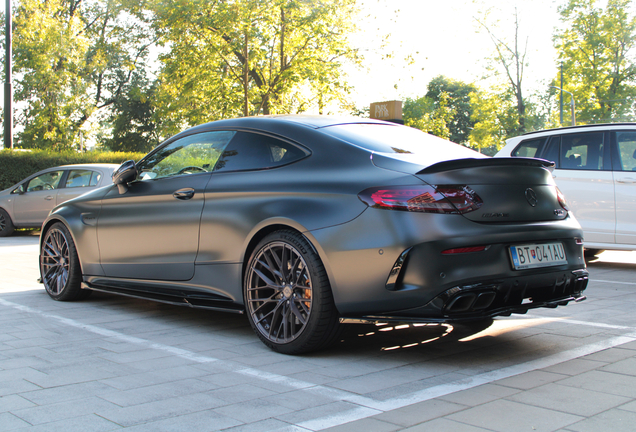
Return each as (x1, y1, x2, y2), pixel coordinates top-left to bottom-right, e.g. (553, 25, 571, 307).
(266, 247, 284, 282)
(257, 253, 283, 283)
(251, 268, 280, 290)
(289, 298, 307, 325)
(280, 245, 289, 283)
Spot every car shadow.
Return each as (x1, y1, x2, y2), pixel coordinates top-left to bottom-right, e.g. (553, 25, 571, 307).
(47, 290, 556, 364)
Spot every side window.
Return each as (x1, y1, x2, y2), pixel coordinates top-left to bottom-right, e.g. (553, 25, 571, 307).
(65, 170, 98, 188)
(137, 131, 236, 181)
(559, 132, 604, 170)
(25, 171, 64, 192)
(512, 138, 546, 158)
(214, 132, 308, 172)
(89, 172, 102, 186)
(616, 131, 636, 171)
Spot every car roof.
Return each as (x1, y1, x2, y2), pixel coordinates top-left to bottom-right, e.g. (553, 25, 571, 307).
(56, 164, 120, 170)
(182, 115, 395, 133)
(518, 122, 636, 138)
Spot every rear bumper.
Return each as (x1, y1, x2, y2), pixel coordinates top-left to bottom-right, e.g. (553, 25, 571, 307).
(342, 268, 588, 323)
(311, 207, 588, 318)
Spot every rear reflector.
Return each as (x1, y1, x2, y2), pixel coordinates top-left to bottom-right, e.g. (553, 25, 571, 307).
(442, 246, 490, 254)
(358, 185, 483, 214)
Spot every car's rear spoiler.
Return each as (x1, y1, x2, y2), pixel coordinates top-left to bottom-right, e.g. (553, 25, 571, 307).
(416, 157, 554, 175)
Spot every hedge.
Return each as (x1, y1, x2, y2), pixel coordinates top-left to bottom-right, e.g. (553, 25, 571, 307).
(0, 149, 146, 191)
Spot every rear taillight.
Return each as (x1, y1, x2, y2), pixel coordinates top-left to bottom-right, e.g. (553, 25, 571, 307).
(358, 185, 483, 214)
(556, 187, 569, 211)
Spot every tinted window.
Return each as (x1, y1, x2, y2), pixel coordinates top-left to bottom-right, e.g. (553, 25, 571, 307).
(321, 124, 483, 167)
(214, 132, 308, 172)
(559, 132, 604, 170)
(512, 138, 546, 158)
(25, 171, 64, 192)
(65, 170, 100, 188)
(137, 131, 235, 180)
(616, 131, 636, 171)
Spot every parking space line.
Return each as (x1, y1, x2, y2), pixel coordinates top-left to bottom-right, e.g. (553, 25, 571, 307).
(593, 279, 636, 286)
(2, 297, 636, 431)
(524, 315, 636, 330)
(0, 298, 219, 364)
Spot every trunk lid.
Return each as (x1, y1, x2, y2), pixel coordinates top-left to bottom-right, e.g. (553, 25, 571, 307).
(414, 157, 565, 223)
(371, 154, 565, 223)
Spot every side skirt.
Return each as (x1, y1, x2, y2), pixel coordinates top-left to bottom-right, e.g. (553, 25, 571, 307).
(81, 280, 245, 314)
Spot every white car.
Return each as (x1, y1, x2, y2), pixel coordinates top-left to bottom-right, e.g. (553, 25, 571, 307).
(0, 164, 119, 236)
(496, 123, 636, 255)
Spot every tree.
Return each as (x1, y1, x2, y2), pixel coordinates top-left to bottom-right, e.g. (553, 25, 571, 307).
(152, 0, 360, 136)
(468, 85, 519, 154)
(554, 0, 636, 123)
(102, 72, 160, 153)
(403, 92, 455, 140)
(13, 0, 156, 150)
(475, 7, 529, 134)
(425, 76, 477, 144)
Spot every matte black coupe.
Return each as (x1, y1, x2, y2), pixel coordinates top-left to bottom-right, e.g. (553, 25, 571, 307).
(39, 116, 589, 353)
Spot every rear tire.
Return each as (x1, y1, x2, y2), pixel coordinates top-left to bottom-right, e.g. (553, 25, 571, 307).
(244, 230, 341, 354)
(0, 208, 14, 237)
(40, 222, 91, 301)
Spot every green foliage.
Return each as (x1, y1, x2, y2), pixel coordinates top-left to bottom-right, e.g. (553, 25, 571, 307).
(102, 73, 161, 153)
(554, 0, 636, 123)
(468, 86, 520, 154)
(404, 92, 455, 140)
(475, 8, 529, 134)
(151, 0, 360, 136)
(13, 0, 155, 150)
(0, 150, 145, 190)
(425, 76, 478, 144)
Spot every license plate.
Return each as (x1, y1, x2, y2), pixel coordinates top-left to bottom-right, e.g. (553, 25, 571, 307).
(509, 242, 567, 270)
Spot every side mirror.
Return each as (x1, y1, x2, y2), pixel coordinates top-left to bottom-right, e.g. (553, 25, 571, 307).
(112, 160, 138, 194)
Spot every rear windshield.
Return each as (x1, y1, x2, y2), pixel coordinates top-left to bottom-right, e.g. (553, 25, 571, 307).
(321, 123, 484, 160)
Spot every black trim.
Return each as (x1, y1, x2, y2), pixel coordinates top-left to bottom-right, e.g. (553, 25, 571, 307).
(81, 281, 244, 314)
(417, 157, 553, 175)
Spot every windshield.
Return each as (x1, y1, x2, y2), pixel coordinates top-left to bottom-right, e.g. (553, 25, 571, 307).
(321, 123, 485, 162)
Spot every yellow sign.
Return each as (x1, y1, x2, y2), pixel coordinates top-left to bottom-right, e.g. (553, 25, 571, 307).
(370, 100, 402, 120)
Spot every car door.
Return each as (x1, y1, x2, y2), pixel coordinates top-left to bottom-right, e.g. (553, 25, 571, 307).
(613, 131, 636, 245)
(12, 169, 65, 225)
(97, 131, 235, 281)
(543, 132, 615, 244)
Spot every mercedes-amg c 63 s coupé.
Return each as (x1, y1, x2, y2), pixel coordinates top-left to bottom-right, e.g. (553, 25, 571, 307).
(39, 116, 589, 354)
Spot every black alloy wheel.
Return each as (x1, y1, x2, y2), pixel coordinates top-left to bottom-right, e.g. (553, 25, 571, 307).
(244, 230, 341, 354)
(0, 208, 14, 237)
(40, 222, 89, 301)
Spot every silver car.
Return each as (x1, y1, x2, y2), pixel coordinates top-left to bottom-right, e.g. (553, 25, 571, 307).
(0, 164, 118, 236)
(38, 117, 588, 354)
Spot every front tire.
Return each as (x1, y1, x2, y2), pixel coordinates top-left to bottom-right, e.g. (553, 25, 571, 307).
(244, 230, 341, 354)
(0, 208, 14, 237)
(40, 222, 90, 301)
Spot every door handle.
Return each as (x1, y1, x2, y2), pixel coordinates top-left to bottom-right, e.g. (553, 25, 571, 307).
(616, 177, 636, 184)
(45, 196, 53, 200)
(173, 188, 195, 200)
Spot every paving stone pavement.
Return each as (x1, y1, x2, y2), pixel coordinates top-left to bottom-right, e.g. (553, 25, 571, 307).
(1, 232, 636, 431)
